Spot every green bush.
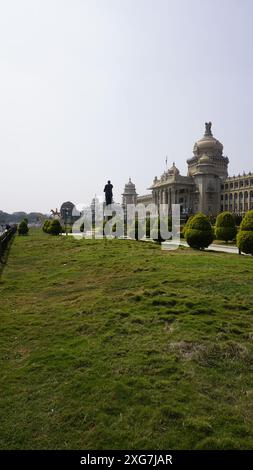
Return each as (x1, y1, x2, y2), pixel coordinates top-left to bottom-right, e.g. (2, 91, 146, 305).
(18, 220, 29, 235)
(208, 215, 216, 226)
(184, 213, 214, 249)
(48, 219, 62, 235)
(215, 212, 237, 242)
(42, 220, 50, 233)
(232, 213, 242, 226)
(237, 210, 253, 254)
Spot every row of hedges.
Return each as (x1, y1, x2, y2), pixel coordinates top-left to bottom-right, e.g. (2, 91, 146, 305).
(183, 210, 253, 253)
(43, 219, 62, 235)
(43, 210, 253, 254)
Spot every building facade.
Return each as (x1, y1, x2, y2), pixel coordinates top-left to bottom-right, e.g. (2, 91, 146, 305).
(126, 122, 253, 217)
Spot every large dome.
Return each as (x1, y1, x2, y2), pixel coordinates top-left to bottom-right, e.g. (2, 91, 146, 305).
(193, 122, 223, 157)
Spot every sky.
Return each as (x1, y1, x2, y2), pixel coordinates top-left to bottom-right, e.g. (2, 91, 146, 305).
(0, 0, 253, 213)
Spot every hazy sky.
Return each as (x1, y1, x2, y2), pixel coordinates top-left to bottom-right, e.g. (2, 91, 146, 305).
(1, 0, 253, 213)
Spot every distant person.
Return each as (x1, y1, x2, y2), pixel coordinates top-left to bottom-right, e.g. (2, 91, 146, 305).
(104, 180, 113, 206)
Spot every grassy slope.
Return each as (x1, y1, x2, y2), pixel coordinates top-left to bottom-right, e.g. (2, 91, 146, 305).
(0, 229, 253, 450)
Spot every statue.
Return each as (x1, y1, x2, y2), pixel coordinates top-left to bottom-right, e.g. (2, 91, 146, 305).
(104, 180, 113, 206)
(205, 122, 212, 136)
(50, 208, 61, 219)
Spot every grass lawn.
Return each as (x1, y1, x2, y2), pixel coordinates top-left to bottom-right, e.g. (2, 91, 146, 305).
(0, 229, 253, 450)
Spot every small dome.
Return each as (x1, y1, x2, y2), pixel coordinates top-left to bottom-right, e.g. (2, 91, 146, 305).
(125, 177, 135, 187)
(123, 177, 137, 195)
(60, 201, 75, 211)
(167, 162, 180, 176)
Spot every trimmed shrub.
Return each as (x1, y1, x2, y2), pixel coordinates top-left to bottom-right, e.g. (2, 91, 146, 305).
(18, 220, 29, 235)
(232, 213, 242, 226)
(48, 219, 62, 235)
(215, 212, 237, 242)
(43, 220, 51, 233)
(208, 215, 216, 226)
(184, 212, 214, 249)
(237, 210, 253, 254)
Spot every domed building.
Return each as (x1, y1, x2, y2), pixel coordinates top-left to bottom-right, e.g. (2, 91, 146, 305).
(60, 201, 80, 225)
(136, 122, 253, 216)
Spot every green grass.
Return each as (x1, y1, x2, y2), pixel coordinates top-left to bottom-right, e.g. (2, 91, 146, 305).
(0, 229, 253, 450)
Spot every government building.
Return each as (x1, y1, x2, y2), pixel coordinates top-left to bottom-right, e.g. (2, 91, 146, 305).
(122, 122, 253, 217)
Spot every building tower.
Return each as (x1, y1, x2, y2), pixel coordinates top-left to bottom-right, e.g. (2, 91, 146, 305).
(187, 122, 229, 215)
(122, 178, 138, 208)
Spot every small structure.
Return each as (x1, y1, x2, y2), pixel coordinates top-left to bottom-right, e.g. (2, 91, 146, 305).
(60, 201, 80, 226)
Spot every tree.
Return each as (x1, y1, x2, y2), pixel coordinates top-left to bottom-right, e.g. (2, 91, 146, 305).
(237, 210, 253, 255)
(18, 220, 29, 235)
(48, 219, 62, 235)
(184, 212, 214, 249)
(215, 212, 237, 243)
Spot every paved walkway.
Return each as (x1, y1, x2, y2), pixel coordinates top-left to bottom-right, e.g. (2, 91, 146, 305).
(162, 240, 242, 255)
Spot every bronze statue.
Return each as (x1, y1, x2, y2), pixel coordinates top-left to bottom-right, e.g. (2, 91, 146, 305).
(205, 122, 212, 135)
(104, 180, 113, 206)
